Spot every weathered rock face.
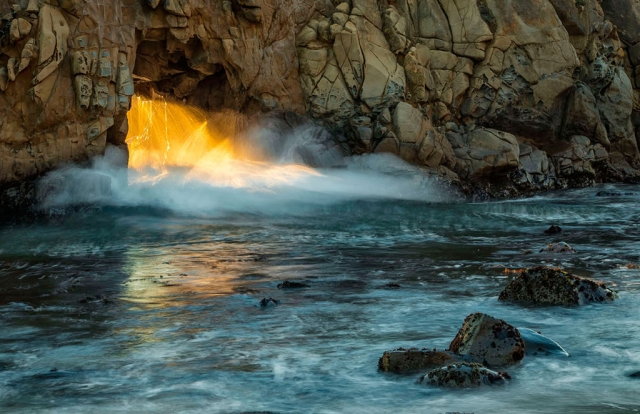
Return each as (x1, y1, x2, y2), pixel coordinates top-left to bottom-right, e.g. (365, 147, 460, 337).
(2, 0, 640, 199)
(448, 312, 525, 366)
(498, 266, 619, 305)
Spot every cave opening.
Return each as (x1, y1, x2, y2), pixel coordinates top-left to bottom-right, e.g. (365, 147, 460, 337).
(123, 32, 337, 189)
(125, 34, 249, 177)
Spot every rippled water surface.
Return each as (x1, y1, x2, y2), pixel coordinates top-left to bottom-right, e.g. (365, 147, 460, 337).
(1, 182, 640, 413)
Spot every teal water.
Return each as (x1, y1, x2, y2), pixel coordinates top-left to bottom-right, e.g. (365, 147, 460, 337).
(0, 166, 639, 413)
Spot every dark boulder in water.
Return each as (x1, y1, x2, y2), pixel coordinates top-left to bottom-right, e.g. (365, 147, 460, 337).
(517, 328, 569, 356)
(276, 281, 309, 289)
(259, 298, 280, 307)
(418, 362, 510, 388)
(628, 371, 640, 378)
(378, 348, 465, 374)
(544, 225, 563, 235)
(498, 266, 618, 305)
(448, 313, 525, 366)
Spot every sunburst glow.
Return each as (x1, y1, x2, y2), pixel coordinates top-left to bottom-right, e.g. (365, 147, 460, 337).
(125, 95, 320, 189)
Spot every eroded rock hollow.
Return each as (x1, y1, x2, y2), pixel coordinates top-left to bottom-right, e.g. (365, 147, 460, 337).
(1, 0, 640, 199)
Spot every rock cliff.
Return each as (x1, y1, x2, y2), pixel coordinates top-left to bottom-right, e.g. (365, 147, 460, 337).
(1, 0, 640, 199)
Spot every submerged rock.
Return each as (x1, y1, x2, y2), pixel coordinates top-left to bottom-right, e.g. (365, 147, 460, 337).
(540, 242, 576, 253)
(544, 225, 563, 235)
(378, 349, 464, 374)
(517, 328, 569, 357)
(628, 371, 640, 378)
(277, 281, 309, 289)
(448, 313, 525, 366)
(498, 266, 619, 305)
(259, 298, 279, 307)
(418, 363, 510, 388)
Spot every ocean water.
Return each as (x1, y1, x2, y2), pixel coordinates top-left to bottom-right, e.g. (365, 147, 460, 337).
(0, 158, 639, 413)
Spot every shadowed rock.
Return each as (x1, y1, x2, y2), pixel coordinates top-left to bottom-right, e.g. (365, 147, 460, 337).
(259, 298, 279, 307)
(418, 362, 510, 388)
(544, 225, 562, 235)
(498, 266, 618, 305)
(448, 313, 525, 366)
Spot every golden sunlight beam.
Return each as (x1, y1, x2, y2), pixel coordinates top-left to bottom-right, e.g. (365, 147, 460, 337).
(125, 95, 321, 189)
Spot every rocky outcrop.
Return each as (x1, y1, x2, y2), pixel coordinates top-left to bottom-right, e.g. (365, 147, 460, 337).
(379, 312, 524, 374)
(2, 0, 640, 202)
(498, 266, 619, 305)
(417, 362, 510, 388)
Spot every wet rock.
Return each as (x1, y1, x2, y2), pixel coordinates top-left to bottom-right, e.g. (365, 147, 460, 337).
(418, 362, 510, 388)
(544, 225, 563, 235)
(448, 313, 525, 366)
(259, 298, 279, 307)
(540, 242, 576, 253)
(378, 348, 465, 374)
(628, 371, 640, 378)
(277, 281, 309, 289)
(517, 328, 569, 357)
(498, 266, 619, 305)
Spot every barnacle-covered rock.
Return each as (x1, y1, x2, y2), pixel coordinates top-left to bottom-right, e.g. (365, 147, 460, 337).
(498, 266, 619, 305)
(378, 348, 465, 374)
(418, 362, 510, 388)
(448, 313, 525, 366)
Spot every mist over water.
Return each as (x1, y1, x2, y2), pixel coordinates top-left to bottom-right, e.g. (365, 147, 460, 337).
(38, 96, 453, 215)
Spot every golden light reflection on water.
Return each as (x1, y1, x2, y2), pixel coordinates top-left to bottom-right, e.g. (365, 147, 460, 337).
(122, 245, 271, 311)
(125, 95, 320, 189)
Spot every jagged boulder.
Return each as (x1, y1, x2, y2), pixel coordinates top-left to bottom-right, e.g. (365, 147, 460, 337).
(498, 266, 619, 305)
(418, 362, 510, 388)
(448, 313, 525, 366)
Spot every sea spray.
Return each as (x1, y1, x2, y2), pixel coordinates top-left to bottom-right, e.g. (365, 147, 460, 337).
(36, 96, 455, 215)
